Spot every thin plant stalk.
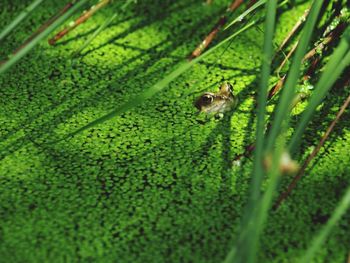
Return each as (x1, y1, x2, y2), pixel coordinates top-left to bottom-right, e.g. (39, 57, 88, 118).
(288, 28, 350, 153)
(274, 90, 350, 209)
(0, 0, 90, 74)
(265, 0, 324, 152)
(276, 40, 298, 77)
(300, 185, 350, 263)
(0, 0, 44, 42)
(72, 0, 135, 57)
(188, 0, 246, 60)
(274, 8, 310, 56)
(303, 23, 347, 62)
(48, 0, 111, 45)
(189, 0, 288, 60)
(268, 75, 286, 99)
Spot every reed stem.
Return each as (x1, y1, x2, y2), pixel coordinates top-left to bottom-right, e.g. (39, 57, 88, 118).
(48, 0, 111, 45)
(274, 88, 350, 209)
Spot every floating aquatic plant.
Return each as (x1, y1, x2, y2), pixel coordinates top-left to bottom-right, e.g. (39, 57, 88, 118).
(0, 0, 350, 262)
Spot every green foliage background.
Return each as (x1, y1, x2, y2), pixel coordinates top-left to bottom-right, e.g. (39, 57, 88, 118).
(0, 0, 349, 262)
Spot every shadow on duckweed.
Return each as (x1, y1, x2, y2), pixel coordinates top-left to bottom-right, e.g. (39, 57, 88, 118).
(76, 0, 212, 58)
(0, 0, 225, 159)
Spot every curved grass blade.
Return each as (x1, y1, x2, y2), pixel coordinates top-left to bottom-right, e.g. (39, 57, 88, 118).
(0, 0, 44, 42)
(265, 0, 324, 152)
(300, 185, 350, 263)
(0, 0, 89, 75)
(288, 27, 350, 153)
(58, 21, 257, 140)
(72, 0, 135, 57)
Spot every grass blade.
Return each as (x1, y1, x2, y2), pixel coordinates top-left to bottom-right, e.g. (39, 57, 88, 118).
(265, 0, 324, 152)
(249, 0, 277, 208)
(1, 1, 81, 63)
(225, 1, 278, 262)
(288, 27, 350, 153)
(224, 0, 266, 30)
(0, 0, 89, 75)
(300, 185, 350, 263)
(0, 0, 44, 42)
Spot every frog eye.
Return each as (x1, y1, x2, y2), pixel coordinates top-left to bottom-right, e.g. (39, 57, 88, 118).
(194, 93, 215, 110)
(202, 94, 214, 104)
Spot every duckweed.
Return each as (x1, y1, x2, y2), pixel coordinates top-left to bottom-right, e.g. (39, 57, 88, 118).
(0, 0, 349, 262)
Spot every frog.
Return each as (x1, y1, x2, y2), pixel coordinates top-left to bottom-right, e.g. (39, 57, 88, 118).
(194, 82, 238, 116)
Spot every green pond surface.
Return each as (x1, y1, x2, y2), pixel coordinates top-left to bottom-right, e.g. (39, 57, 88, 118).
(0, 0, 349, 262)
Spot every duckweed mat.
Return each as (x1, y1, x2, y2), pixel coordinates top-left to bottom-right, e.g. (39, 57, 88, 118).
(0, 0, 349, 262)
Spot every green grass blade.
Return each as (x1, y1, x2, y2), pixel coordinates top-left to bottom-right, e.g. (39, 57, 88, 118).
(250, 0, 277, 210)
(224, 0, 266, 30)
(58, 21, 258, 140)
(0, 0, 44, 42)
(288, 27, 350, 153)
(265, 0, 324, 152)
(300, 185, 350, 263)
(72, 0, 135, 57)
(225, 136, 286, 263)
(247, 135, 285, 262)
(246, 0, 278, 259)
(0, 0, 89, 75)
(225, 1, 278, 262)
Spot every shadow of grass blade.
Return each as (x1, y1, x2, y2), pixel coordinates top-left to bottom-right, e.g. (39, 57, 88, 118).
(0, 0, 44, 42)
(265, 0, 324, 152)
(288, 27, 350, 153)
(300, 185, 350, 263)
(0, 0, 90, 75)
(58, 21, 257, 141)
(224, 1, 277, 263)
